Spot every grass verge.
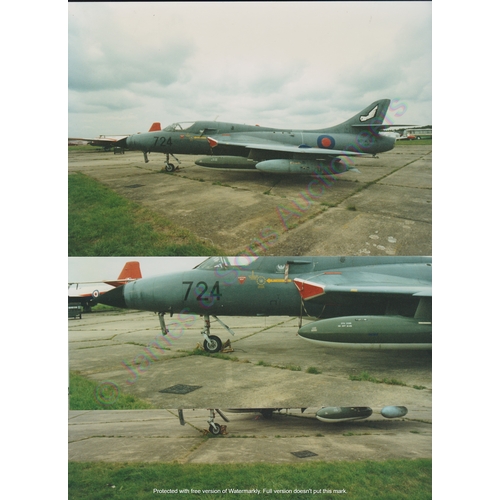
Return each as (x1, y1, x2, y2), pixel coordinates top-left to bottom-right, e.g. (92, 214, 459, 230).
(349, 371, 427, 390)
(69, 172, 222, 256)
(395, 139, 432, 146)
(69, 371, 153, 410)
(68, 460, 431, 499)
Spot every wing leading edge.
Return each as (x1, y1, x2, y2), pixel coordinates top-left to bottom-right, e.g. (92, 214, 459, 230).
(207, 137, 371, 158)
(293, 268, 432, 302)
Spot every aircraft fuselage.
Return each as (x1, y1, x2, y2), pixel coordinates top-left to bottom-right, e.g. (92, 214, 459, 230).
(125, 120, 395, 160)
(102, 256, 430, 319)
(98, 256, 431, 349)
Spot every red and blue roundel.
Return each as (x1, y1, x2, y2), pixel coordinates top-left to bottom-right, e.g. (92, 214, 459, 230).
(317, 134, 336, 149)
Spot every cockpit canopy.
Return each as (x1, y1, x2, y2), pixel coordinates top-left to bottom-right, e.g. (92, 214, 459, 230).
(162, 122, 196, 132)
(195, 256, 259, 271)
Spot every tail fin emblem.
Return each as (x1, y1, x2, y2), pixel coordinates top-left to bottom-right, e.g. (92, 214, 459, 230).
(359, 105, 378, 122)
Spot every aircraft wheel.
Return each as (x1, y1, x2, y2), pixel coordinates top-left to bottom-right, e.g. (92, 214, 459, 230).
(165, 163, 175, 172)
(209, 423, 221, 435)
(203, 335, 222, 353)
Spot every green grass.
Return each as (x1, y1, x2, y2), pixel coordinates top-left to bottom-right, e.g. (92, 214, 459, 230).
(349, 371, 427, 389)
(68, 460, 431, 499)
(87, 304, 124, 313)
(68, 145, 103, 152)
(69, 371, 153, 410)
(349, 371, 406, 386)
(306, 366, 321, 374)
(68, 172, 222, 256)
(395, 139, 432, 146)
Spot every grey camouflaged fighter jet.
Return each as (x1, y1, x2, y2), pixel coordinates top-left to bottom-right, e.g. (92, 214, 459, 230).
(98, 256, 432, 351)
(120, 99, 396, 174)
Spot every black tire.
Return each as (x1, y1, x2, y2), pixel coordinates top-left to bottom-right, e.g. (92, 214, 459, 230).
(203, 335, 222, 353)
(209, 423, 221, 435)
(165, 163, 175, 172)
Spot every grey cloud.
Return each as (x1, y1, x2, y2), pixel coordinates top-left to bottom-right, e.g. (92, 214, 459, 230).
(69, 40, 194, 92)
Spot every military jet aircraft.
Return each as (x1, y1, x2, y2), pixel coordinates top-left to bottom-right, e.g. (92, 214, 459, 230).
(98, 256, 432, 351)
(68, 261, 142, 312)
(121, 99, 397, 174)
(178, 406, 409, 435)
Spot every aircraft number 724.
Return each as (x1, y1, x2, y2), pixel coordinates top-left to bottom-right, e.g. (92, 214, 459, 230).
(183, 281, 222, 302)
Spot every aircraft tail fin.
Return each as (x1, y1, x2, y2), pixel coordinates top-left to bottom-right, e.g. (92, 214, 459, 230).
(329, 99, 391, 132)
(117, 261, 142, 280)
(148, 122, 161, 132)
(104, 261, 143, 287)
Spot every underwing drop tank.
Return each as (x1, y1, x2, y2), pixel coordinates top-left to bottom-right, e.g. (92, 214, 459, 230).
(316, 407, 373, 422)
(255, 159, 350, 174)
(315, 405, 408, 422)
(195, 156, 259, 170)
(298, 315, 432, 349)
(380, 406, 408, 418)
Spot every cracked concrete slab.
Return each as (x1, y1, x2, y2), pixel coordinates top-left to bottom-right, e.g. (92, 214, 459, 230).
(68, 145, 431, 255)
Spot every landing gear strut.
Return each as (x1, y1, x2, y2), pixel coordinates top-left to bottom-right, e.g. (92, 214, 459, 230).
(177, 409, 229, 435)
(201, 315, 222, 353)
(200, 314, 235, 353)
(158, 312, 169, 335)
(207, 409, 229, 435)
(164, 152, 180, 172)
(158, 313, 234, 353)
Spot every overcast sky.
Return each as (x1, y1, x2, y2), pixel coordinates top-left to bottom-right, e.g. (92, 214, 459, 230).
(68, 1, 431, 138)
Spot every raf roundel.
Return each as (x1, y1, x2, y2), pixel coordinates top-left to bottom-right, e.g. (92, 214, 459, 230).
(317, 134, 336, 149)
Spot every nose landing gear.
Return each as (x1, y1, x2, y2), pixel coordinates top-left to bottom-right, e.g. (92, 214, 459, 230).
(164, 152, 180, 172)
(157, 313, 234, 354)
(207, 409, 229, 435)
(201, 315, 222, 353)
(200, 314, 235, 353)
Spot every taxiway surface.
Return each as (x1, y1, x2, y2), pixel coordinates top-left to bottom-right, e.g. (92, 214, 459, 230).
(69, 310, 432, 410)
(68, 146, 431, 256)
(68, 408, 431, 463)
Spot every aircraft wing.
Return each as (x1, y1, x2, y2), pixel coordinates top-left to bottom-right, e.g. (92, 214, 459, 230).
(69, 136, 129, 147)
(293, 269, 431, 301)
(68, 278, 133, 287)
(207, 136, 372, 158)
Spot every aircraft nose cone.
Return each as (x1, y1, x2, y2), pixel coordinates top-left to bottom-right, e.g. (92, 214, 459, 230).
(98, 285, 127, 309)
